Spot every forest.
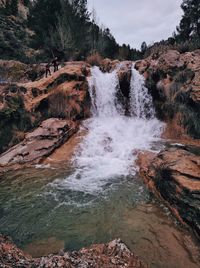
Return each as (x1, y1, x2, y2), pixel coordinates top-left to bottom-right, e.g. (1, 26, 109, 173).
(0, 0, 198, 62)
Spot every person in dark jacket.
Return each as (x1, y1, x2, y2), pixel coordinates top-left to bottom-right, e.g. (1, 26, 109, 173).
(52, 57, 59, 72)
(45, 63, 51, 78)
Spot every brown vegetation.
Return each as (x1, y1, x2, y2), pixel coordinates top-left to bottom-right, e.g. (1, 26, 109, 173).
(86, 52, 103, 66)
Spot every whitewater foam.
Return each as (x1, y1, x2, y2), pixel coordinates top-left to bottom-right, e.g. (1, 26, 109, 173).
(50, 65, 164, 196)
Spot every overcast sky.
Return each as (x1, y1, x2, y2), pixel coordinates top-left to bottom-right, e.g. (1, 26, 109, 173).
(87, 0, 183, 49)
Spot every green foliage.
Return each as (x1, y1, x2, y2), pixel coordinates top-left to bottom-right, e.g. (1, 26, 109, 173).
(4, 0, 19, 16)
(0, 95, 32, 152)
(0, 13, 33, 62)
(180, 104, 200, 138)
(174, 69, 195, 84)
(177, 0, 200, 40)
(141, 41, 147, 54)
(27, 0, 141, 60)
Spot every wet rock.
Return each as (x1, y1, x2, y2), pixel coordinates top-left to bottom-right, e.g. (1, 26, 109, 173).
(138, 147, 200, 240)
(0, 118, 78, 166)
(0, 236, 147, 268)
(0, 235, 32, 268)
(100, 58, 120, 72)
(136, 49, 200, 139)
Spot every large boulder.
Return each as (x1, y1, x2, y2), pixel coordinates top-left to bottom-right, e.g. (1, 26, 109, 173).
(138, 146, 200, 240)
(0, 235, 147, 268)
(0, 118, 78, 166)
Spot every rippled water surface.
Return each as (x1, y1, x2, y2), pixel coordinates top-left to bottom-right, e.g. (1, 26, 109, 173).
(0, 166, 199, 268)
(0, 66, 199, 268)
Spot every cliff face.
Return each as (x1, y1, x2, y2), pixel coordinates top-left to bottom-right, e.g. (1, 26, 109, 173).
(138, 146, 200, 241)
(0, 62, 91, 156)
(135, 50, 200, 241)
(135, 50, 200, 140)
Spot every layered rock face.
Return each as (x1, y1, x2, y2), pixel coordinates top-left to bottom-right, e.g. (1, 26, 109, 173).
(0, 118, 78, 166)
(0, 62, 90, 154)
(0, 236, 147, 268)
(135, 49, 200, 139)
(138, 146, 200, 240)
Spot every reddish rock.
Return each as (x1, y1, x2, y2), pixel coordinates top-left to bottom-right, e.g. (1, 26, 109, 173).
(0, 118, 78, 166)
(0, 62, 91, 154)
(138, 147, 200, 240)
(100, 58, 120, 72)
(135, 49, 200, 139)
(0, 235, 147, 268)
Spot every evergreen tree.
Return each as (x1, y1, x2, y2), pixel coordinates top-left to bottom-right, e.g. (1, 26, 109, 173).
(5, 0, 19, 16)
(177, 0, 200, 39)
(27, 0, 137, 60)
(11, 0, 18, 15)
(141, 41, 147, 54)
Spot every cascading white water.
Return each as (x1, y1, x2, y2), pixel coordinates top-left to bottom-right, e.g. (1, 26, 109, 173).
(51, 65, 164, 196)
(130, 66, 155, 119)
(88, 67, 124, 117)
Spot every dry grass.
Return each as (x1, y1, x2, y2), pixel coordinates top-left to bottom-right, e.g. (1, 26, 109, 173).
(48, 89, 68, 118)
(48, 89, 83, 119)
(86, 52, 103, 66)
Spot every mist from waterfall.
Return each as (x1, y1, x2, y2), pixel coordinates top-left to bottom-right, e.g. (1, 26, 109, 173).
(51, 65, 164, 196)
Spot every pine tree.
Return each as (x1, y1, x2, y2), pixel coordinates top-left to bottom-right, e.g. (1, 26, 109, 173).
(141, 41, 147, 54)
(177, 0, 200, 39)
(4, 0, 18, 16)
(10, 0, 18, 15)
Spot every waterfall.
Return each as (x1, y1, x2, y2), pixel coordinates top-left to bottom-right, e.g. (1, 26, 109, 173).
(88, 66, 124, 117)
(51, 65, 164, 196)
(130, 66, 155, 119)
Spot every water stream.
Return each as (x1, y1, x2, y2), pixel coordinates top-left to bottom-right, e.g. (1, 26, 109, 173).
(50, 66, 163, 197)
(0, 66, 199, 268)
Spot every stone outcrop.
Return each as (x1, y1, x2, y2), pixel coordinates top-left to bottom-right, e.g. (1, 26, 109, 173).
(138, 146, 200, 240)
(0, 118, 78, 166)
(135, 49, 200, 139)
(100, 58, 120, 72)
(0, 62, 90, 154)
(0, 235, 147, 268)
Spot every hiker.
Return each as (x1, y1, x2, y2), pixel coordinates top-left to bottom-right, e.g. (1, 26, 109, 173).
(45, 63, 51, 78)
(52, 57, 59, 72)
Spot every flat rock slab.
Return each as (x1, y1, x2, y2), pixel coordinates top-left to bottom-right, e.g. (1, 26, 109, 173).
(0, 118, 78, 166)
(138, 147, 200, 240)
(0, 235, 147, 268)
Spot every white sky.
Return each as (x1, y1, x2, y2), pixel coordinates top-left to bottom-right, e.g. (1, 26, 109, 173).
(87, 0, 183, 49)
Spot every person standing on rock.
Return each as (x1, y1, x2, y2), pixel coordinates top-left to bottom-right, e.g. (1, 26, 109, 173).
(45, 62, 51, 78)
(52, 57, 59, 72)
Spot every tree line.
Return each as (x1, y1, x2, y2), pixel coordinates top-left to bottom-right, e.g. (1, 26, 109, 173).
(142, 0, 200, 57)
(0, 0, 199, 61)
(27, 0, 143, 60)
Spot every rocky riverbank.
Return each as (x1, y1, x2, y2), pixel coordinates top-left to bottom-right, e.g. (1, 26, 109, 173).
(134, 49, 200, 242)
(0, 53, 200, 259)
(135, 49, 200, 140)
(0, 235, 147, 268)
(0, 60, 132, 171)
(137, 144, 200, 240)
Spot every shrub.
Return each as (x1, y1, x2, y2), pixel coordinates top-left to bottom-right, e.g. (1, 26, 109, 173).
(170, 82, 181, 99)
(180, 105, 200, 139)
(48, 89, 68, 118)
(174, 69, 195, 84)
(86, 52, 103, 66)
(0, 95, 32, 152)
